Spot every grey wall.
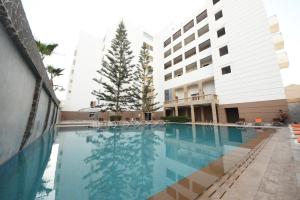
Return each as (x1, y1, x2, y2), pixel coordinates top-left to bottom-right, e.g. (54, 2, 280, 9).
(288, 103, 300, 123)
(25, 89, 49, 147)
(0, 23, 36, 165)
(0, 0, 60, 166)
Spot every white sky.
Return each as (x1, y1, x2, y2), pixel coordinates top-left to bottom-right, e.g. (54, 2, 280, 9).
(21, 0, 300, 100)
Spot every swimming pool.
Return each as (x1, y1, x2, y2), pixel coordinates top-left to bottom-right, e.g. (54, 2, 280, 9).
(0, 124, 273, 200)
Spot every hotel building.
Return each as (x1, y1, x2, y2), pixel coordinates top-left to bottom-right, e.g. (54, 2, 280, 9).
(63, 32, 102, 111)
(63, 24, 155, 112)
(160, 0, 289, 123)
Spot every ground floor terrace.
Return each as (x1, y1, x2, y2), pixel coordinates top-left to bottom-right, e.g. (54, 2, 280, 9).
(164, 98, 289, 124)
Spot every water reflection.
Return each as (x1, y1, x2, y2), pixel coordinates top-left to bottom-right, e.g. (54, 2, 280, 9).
(0, 128, 56, 200)
(0, 125, 271, 200)
(83, 127, 162, 200)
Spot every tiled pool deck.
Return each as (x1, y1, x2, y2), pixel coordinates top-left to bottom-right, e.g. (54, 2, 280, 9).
(221, 127, 300, 200)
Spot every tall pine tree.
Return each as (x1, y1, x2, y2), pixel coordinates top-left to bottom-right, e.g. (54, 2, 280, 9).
(92, 21, 134, 113)
(130, 43, 160, 113)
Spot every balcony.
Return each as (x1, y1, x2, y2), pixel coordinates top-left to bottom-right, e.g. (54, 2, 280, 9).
(269, 16, 279, 33)
(164, 94, 218, 107)
(272, 33, 284, 50)
(277, 52, 289, 69)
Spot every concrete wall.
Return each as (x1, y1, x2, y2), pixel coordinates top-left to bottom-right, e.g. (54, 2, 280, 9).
(0, 1, 60, 166)
(25, 89, 49, 147)
(60, 111, 164, 121)
(0, 23, 36, 166)
(218, 99, 288, 123)
(288, 102, 300, 123)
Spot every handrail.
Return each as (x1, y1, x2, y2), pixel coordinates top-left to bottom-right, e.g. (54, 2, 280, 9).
(164, 94, 218, 105)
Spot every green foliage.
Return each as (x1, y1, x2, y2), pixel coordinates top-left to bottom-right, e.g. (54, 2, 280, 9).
(35, 40, 64, 91)
(46, 65, 64, 81)
(35, 40, 58, 60)
(129, 43, 160, 112)
(110, 115, 122, 121)
(92, 21, 134, 112)
(161, 116, 191, 123)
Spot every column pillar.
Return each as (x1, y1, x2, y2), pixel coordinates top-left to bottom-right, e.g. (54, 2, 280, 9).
(191, 105, 195, 123)
(200, 106, 205, 122)
(175, 106, 178, 116)
(211, 102, 218, 124)
(184, 85, 188, 103)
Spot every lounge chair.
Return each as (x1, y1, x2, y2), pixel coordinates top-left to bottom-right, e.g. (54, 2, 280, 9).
(236, 118, 246, 125)
(254, 118, 264, 126)
(293, 131, 300, 135)
(292, 124, 300, 129)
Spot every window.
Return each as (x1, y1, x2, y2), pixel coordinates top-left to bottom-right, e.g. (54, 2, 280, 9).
(165, 73, 172, 81)
(222, 66, 231, 75)
(173, 55, 183, 65)
(213, 0, 220, 5)
(174, 68, 183, 77)
(196, 10, 207, 24)
(173, 29, 181, 41)
(219, 45, 229, 56)
(217, 27, 226, 38)
(198, 24, 209, 38)
(165, 89, 172, 101)
(164, 61, 172, 69)
(164, 37, 171, 47)
(183, 20, 194, 33)
(215, 10, 223, 21)
(200, 55, 213, 68)
(198, 39, 211, 52)
(186, 62, 197, 73)
(164, 49, 172, 58)
(173, 42, 182, 52)
(185, 47, 196, 59)
(184, 33, 195, 45)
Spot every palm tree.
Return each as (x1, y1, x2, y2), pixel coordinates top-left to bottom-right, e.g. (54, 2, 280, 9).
(47, 65, 64, 82)
(35, 40, 65, 91)
(36, 40, 58, 60)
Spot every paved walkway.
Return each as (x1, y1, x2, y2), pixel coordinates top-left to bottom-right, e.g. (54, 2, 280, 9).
(223, 128, 300, 200)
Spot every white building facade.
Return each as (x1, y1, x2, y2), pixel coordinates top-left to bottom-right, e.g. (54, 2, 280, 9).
(160, 0, 289, 123)
(63, 32, 102, 111)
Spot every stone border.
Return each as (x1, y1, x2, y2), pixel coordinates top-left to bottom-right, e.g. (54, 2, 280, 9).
(0, 0, 59, 105)
(197, 133, 272, 199)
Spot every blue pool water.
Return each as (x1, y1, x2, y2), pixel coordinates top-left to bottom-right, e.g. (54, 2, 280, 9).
(0, 124, 269, 200)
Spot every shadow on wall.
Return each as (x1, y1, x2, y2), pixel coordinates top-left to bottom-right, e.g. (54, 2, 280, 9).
(0, 128, 56, 200)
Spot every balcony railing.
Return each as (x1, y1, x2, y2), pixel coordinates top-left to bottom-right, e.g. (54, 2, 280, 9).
(164, 94, 218, 107)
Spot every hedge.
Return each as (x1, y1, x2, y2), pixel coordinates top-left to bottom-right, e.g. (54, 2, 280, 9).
(110, 115, 122, 121)
(161, 116, 191, 123)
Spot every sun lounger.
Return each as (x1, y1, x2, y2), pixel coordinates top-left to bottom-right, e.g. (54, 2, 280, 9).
(254, 118, 264, 126)
(293, 131, 300, 135)
(292, 124, 300, 129)
(236, 118, 246, 125)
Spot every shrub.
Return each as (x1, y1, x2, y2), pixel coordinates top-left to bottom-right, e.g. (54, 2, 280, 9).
(161, 116, 190, 123)
(110, 115, 122, 121)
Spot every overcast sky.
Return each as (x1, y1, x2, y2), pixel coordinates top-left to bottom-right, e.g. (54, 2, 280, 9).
(22, 0, 300, 100)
